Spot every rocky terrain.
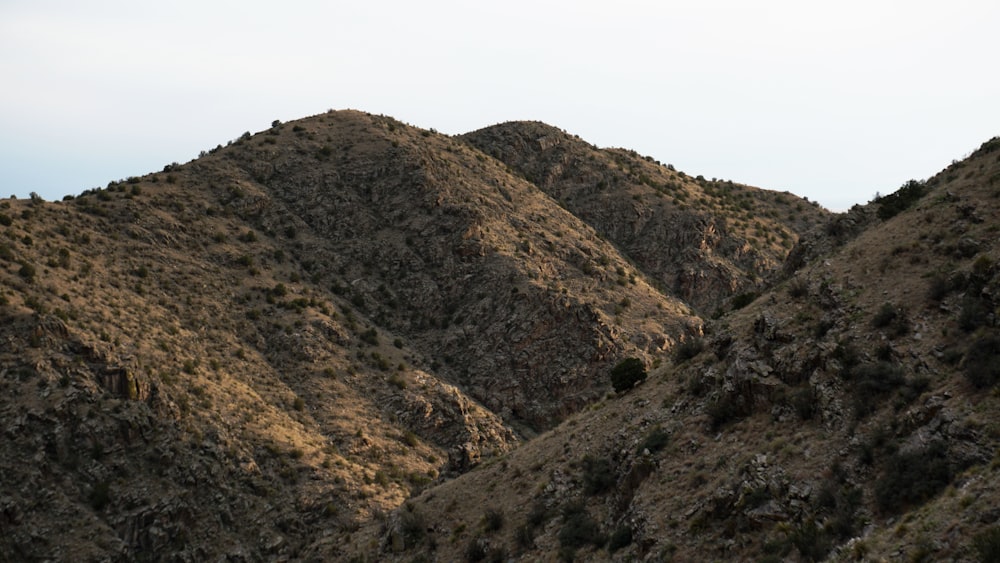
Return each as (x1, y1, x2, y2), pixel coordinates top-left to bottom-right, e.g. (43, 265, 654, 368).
(2, 109, 997, 562)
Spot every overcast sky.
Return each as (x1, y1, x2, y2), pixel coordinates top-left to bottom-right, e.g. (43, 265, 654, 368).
(2, 1, 998, 211)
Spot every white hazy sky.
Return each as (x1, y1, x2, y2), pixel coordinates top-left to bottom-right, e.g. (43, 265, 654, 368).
(2, 1, 998, 211)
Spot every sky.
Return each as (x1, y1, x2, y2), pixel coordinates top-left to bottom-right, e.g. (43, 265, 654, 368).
(1, 1, 998, 211)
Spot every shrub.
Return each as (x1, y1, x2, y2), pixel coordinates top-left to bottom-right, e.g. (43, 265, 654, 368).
(730, 292, 758, 311)
(464, 537, 486, 562)
(849, 361, 905, 419)
(875, 179, 928, 220)
(673, 339, 704, 363)
(973, 526, 1000, 563)
(959, 296, 993, 332)
(89, 481, 111, 511)
(558, 500, 604, 550)
(17, 261, 36, 281)
(483, 509, 503, 532)
(964, 334, 1000, 389)
(638, 426, 670, 454)
(607, 524, 633, 552)
(875, 440, 953, 513)
(871, 302, 898, 328)
(787, 278, 809, 299)
(580, 455, 615, 495)
(707, 391, 749, 429)
(360, 328, 379, 346)
(610, 357, 646, 393)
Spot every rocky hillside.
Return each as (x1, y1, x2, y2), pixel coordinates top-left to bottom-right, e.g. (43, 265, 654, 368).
(462, 121, 830, 313)
(0, 110, 823, 561)
(348, 137, 1000, 562)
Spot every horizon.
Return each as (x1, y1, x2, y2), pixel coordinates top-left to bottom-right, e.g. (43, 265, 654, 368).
(2, 1, 998, 212)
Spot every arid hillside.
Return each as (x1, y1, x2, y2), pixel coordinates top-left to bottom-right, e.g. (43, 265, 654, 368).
(347, 137, 1000, 562)
(8, 109, 985, 562)
(0, 110, 825, 561)
(462, 121, 830, 313)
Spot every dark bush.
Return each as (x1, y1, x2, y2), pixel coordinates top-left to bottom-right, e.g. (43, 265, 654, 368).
(558, 500, 604, 550)
(607, 524, 633, 552)
(790, 387, 817, 421)
(610, 357, 647, 393)
(730, 292, 758, 311)
(964, 334, 1000, 389)
(875, 179, 928, 220)
(708, 391, 747, 429)
(790, 520, 833, 562)
(464, 537, 486, 562)
(871, 303, 909, 337)
(849, 361, 905, 419)
(673, 338, 704, 363)
(637, 426, 670, 454)
(959, 296, 993, 332)
(973, 526, 1000, 563)
(17, 261, 36, 281)
(581, 455, 615, 496)
(89, 480, 111, 511)
(874, 439, 953, 512)
(483, 508, 503, 532)
(787, 278, 809, 299)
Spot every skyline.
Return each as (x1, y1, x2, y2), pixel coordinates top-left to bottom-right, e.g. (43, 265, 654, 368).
(2, 1, 998, 211)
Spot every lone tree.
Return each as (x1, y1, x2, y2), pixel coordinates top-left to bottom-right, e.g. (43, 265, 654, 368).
(610, 357, 647, 393)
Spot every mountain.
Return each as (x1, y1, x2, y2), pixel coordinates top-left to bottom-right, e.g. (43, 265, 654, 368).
(2, 108, 994, 562)
(461, 121, 830, 313)
(344, 136, 1000, 562)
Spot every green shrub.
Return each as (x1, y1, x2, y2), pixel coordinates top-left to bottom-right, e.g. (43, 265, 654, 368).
(610, 357, 647, 393)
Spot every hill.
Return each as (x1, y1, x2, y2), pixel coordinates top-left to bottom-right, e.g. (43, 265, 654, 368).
(346, 137, 1000, 562)
(461, 121, 830, 313)
(2, 108, 981, 562)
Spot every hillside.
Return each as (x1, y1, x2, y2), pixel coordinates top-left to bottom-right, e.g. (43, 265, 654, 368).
(347, 137, 1000, 562)
(0, 110, 822, 560)
(461, 121, 830, 313)
(2, 108, 989, 562)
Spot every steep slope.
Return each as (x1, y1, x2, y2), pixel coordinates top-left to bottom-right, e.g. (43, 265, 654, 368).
(219, 111, 703, 430)
(0, 110, 707, 560)
(350, 137, 1000, 562)
(461, 122, 831, 313)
